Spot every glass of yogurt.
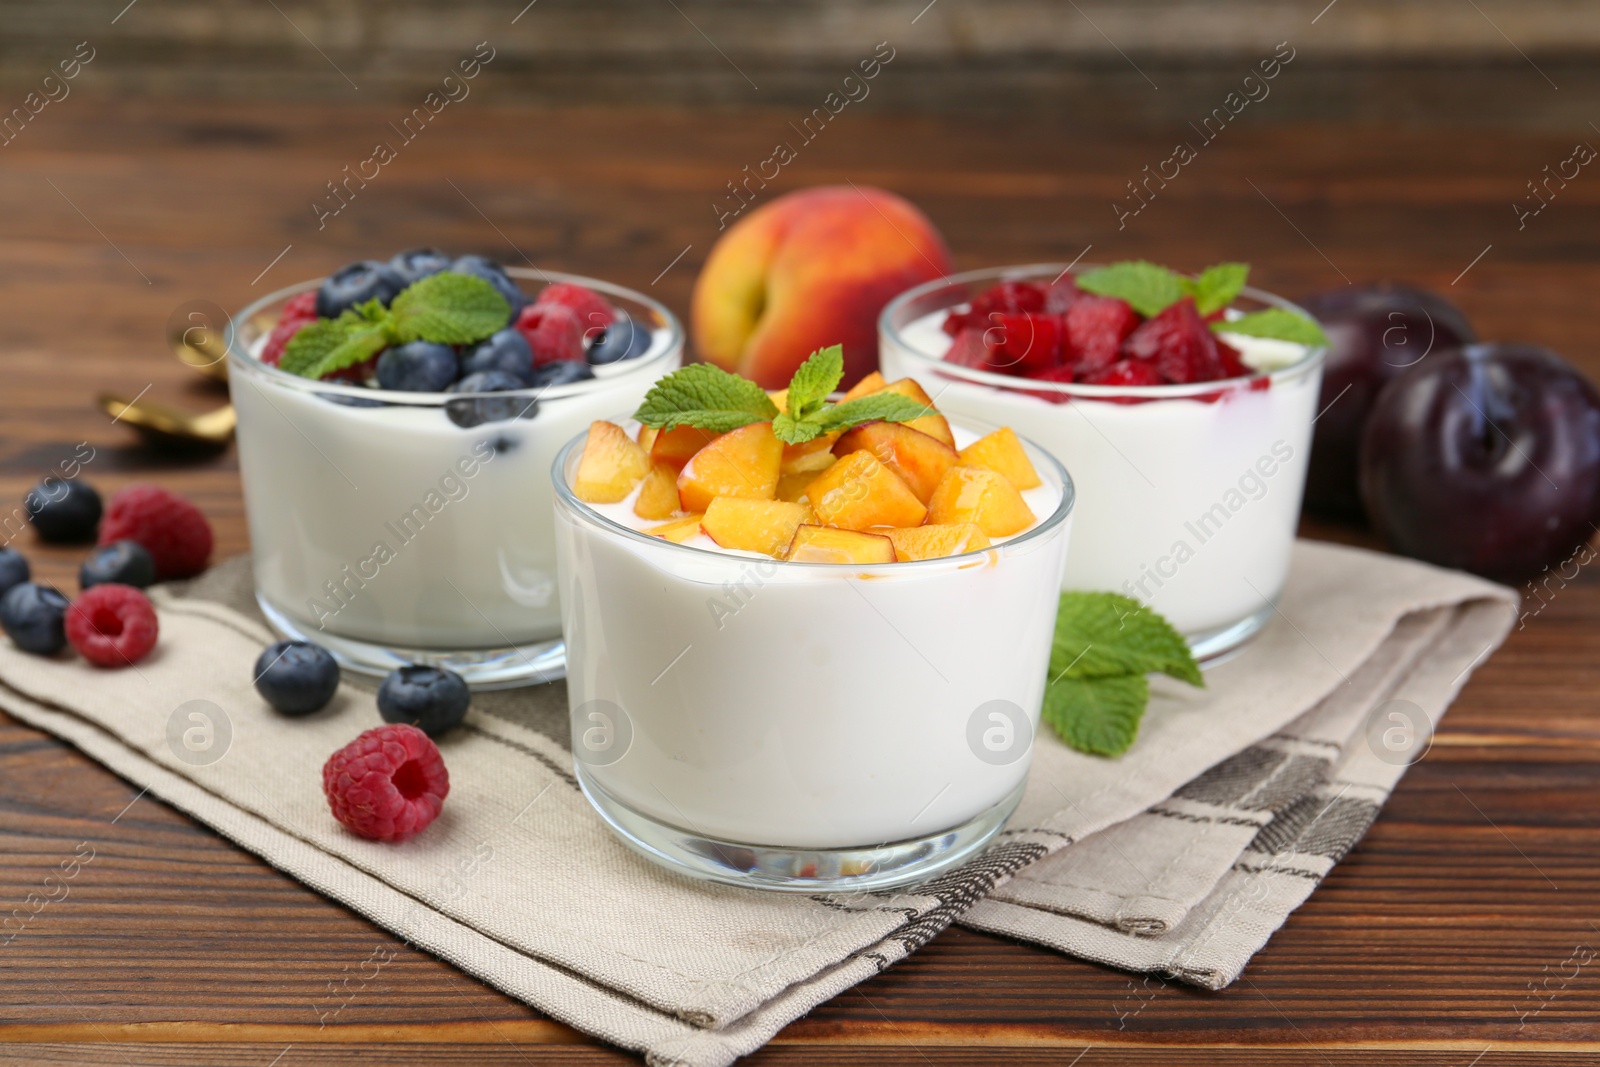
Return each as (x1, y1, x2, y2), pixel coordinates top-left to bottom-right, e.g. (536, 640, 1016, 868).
(880, 265, 1326, 663)
(552, 418, 1074, 892)
(228, 270, 683, 688)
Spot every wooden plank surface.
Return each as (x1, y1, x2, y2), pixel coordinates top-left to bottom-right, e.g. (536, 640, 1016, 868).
(1, 97, 1598, 1065)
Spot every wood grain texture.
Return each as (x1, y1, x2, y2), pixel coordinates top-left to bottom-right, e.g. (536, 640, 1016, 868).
(0, 95, 1598, 1065)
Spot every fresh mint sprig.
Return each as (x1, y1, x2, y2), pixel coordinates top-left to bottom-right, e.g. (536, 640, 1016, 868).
(1042, 592, 1203, 757)
(279, 271, 512, 380)
(635, 345, 929, 445)
(1074, 260, 1329, 347)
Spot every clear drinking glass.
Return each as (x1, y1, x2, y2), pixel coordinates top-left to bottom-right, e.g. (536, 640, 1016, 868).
(227, 269, 683, 688)
(552, 418, 1075, 892)
(880, 264, 1326, 663)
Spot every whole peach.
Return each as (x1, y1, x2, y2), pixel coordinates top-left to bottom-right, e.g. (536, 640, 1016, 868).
(692, 185, 952, 388)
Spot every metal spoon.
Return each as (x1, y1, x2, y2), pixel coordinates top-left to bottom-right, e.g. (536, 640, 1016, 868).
(99, 311, 237, 448)
(98, 393, 237, 449)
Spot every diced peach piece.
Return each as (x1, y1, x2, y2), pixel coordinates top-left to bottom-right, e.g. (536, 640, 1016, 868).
(637, 424, 719, 471)
(833, 421, 959, 504)
(676, 422, 782, 513)
(840, 370, 886, 403)
(886, 523, 992, 562)
(574, 420, 652, 503)
(781, 433, 842, 475)
(633, 462, 681, 520)
(777, 468, 825, 503)
(844, 374, 955, 447)
(927, 466, 1036, 537)
(702, 498, 814, 557)
(647, 514, 705, 543)
(805, 450, 928, 530)
(958, 427, 1042, 490)
(768, 388, 789, 414)
(785, 524, 895, 564)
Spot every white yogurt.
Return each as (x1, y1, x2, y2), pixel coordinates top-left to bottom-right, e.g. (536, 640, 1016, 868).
(554, 421, 1073, 849)
(230, 291, 681, 658)
(882, 309, 1321, 647)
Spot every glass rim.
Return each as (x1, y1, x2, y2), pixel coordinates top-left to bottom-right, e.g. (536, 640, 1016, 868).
(550, 416, 1076, 573)
(225, 267, 686, 404)
(878, 261, 1328, 400)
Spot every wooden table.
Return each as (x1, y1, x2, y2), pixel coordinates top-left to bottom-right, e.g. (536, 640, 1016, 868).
(1, 98, 1597, 1066)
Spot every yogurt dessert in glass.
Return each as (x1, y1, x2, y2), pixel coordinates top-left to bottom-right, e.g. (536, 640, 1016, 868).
(228, 251, 682, 687)
(880, 263, 1327, 662)
(552, 365, 1074, 891)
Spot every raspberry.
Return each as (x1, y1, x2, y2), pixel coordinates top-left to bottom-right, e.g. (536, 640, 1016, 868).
(945, 327, 998, 370)
(1217, 339, 1250, 379)
(1063, 296, 1140, 376)
(988, 313, 1063, 376)
(946, 280, 1047, 335)
(98, 485, 213, 580)
(1043, 279, 1080, 313)
(322, 724, 449, 842)
(1122, 298, 1224, 384)
(65, 584, 158, 668)
(535, 283, 614, 341)
(514, 303, 585, 366)
(260, 291, 319, 366)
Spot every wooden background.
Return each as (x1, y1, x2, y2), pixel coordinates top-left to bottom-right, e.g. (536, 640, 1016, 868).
(1, 4, 1599, 1061)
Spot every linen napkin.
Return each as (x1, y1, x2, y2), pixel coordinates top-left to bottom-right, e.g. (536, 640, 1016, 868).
(0, 540, 1514, 1066)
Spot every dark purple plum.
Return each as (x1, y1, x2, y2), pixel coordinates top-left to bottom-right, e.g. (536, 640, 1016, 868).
(1359, 343, 1600, 583)
(1299, 283, 1476, 521)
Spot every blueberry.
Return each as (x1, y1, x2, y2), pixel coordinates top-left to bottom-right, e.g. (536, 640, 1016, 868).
(450, 255, 529, 314)
(0, 582, 68, 655)
(254, 639, 341, 716)
(445, 370, 539, 428)
(389, 247, 453, 285)
(529, 360, 595, 388)
(377, 341, 460, 392)
(377, 664, 470, 736)
(316, 260, 408, 318)
(461, 329, 534, 384)
(586, 313, 654, 365)
(24, 479, 101, 543)
(0, 549, 28, 599)
(80, 540, 156, 590)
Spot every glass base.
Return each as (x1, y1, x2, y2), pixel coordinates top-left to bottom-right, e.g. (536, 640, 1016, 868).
(1187, 602, 1275, 667)
(257, 595, 566, 690)
(577, 767, 1026, 893)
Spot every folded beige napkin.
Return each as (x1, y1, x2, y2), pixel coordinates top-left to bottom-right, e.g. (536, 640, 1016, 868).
(0, 540, 1513, 1065)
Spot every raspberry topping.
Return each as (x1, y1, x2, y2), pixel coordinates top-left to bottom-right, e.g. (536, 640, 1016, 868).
(1062, 295, 1141, 376)
(515, 303, 586, 366)
(98, 485, 213, 580)
(65, 584, 159, 668)
(1122, 298, 1224, 384)
(260, 291, 319, 366)
(322, 724, 450, 842)
(988, 312, 1063, 375)
(1085, 359, 1164, 387)
(534, 283, 615, 340)
(945, 327, 998, 369)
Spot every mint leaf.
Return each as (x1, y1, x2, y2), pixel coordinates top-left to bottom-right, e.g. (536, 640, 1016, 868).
(391, 271, 511, 345)
(784, 345, 844, 422)
(635, 363, 780, 434)
(772, 411, 822, 444)
(1213, 308, 1329, 347)
(279, 308, 394, 380)
(1189, 262, 1249, 316)
(1042, 674, 1149, 757)
(803, 392, 932, 437)
(1051, 591, 1202, 687)
(1076, 261, 1188, 317)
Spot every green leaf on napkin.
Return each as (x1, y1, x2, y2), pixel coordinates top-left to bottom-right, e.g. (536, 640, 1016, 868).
(1042, 592, 1204, 757)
